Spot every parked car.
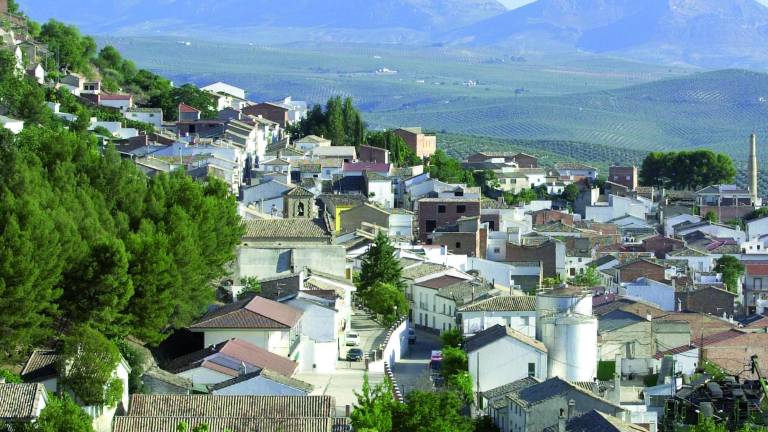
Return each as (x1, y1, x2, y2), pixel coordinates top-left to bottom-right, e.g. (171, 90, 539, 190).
(408, 328, 416, 344)
(347, 348, 364, 361)
(346, 332, 360, 346)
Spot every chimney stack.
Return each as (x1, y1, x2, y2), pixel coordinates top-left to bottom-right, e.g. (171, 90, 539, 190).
(749, 133, 758, 203)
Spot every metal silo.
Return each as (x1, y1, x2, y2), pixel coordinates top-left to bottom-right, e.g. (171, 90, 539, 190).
(562, 314, 598, 382)
(535, 286, 593, 338)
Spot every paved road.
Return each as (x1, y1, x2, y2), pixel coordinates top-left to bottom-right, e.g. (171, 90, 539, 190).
(343, 309, 388, 361)
(392, 328, 441, 395)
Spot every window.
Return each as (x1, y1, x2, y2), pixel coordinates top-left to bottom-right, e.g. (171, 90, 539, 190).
(443, 304, 446, 314)
(426, 220, 437, 233)
(456, 242, 462, 249)
(438, 205, 447, 214)
(528, 362, 536, 377)
(626, 175, 631, 181)
(494, 248, 501, 254)
(457, 205, 467, 214)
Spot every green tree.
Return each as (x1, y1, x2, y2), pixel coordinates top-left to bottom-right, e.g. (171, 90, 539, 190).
(447, 371, 474, 404)
(326, 96, 346, 146)
(33, 394, 94, 432)
(441, 346, 468, 379)
(150, 84, 216, 121)
(58, 326, 123, 407)
(115, 339, 148, 394)
(714, 255, 745, 293)
(39, 19, 97, 75)
(473, 416, 501, 432)
(441, 328, 464, 348)
(639, 151, 736, 190)
(393, 391, 472, 432)
(570, 266, 602, 288)
(561, 183, 580, 203)
(0, 368, 21, 383)
(705, 210, 718, 223)
(240, 276, 262, 296)
(428, 150, 474, 185)
(366, 131, 420, 167)
(363, 282, 409, 326)
(351, 374, 396, 432)
(60, 237, 134, 336)
(358, 232, 403, 293)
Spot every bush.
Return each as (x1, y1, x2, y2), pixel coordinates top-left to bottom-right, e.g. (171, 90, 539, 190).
(596, 360, 616, 381)
(643, 373, 659, 387)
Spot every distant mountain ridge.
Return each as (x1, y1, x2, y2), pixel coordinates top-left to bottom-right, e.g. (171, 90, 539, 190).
(446, 0, 768, 68)
(18, 0, 507, 38)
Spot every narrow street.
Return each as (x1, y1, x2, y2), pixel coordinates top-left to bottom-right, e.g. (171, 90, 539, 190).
(392, 328, 441, 395)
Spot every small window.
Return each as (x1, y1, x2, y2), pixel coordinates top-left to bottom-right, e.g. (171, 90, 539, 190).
(438, 205, 446, 214)
(456, 242, 462, 249)
(494, 247, 501, 253)
(457, 205, 466, 214)
(528, 362, 535, 377)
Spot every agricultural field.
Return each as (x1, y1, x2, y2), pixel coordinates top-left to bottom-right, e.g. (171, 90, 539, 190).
(108, 37, 768, 186)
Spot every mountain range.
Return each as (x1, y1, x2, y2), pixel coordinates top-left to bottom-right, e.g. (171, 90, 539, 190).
(446, 0, 768, 68)
(18, 0, 768, 67)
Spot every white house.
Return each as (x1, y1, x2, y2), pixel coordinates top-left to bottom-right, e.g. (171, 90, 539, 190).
(747, 216, 768, 240)
(664, 214, 702, 237)
(365, 171, 394, 209)
(622, 277, 675, 311)
(26, 63, 45, 84)
(189, 296, 304, 364)
(201, 81, 247, 100)
(465, 325, 548, 397)
(458, 296, 536, 337)
(0, 382, 48, 425)
(412, 275, 492, 333)
(123, 108, 163, 129)
(0, 115, 24, 134)
(286, 295, 339, 373)
(295, 135, 331, 151)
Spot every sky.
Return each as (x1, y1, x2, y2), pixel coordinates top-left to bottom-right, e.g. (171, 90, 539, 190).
(499, 0, 768, 8)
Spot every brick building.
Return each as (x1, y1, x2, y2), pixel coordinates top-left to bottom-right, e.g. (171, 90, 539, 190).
(676, 286, 736, 316)
(357, 145, 390, 164)
(505, 240, 566, 279)
(641, 235, 685, 259)
(531, 209, 574, 226)
(431, 216, 487, 258)
(608, 166, 638, 190)
(417, 197, 481, 243)
(394, 127, 436, 158)
(617, 259, 668, 283)
(242, 103, 289, 128)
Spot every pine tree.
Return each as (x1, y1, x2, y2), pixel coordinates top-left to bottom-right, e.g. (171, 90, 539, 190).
(358, 232, 404, 294)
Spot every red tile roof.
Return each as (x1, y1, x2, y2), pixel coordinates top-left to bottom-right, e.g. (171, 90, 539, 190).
(167, 338, 298, 378)
(100, 93, 132, 100)
(417, 275, 465, 289)
(342, 162, 390, 173)
(178, 103, 201, 113)
(190, 296, 302, 329)
(747, 263, 768, 277)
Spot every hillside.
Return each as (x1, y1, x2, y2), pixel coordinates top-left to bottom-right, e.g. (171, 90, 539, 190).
(447, 0, 768, 68)
(368, 69, 768, 162)
(18, 0, 506, 42)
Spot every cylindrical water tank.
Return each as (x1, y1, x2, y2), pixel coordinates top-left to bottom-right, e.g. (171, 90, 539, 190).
(562, 315, 598, 382)
(541, 316, 567, 379)
(536, 286, 592, 337)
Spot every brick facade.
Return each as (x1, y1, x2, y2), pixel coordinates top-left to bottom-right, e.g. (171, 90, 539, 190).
(608, 166, 638, 190)
(418, 199, 480, 243)
(642, 235, 685, 259)
(506, 241, 560, 278)
(618, 260, 667, 283)
(394, 128, 436, 158)
(358, 145, 390, 164)
(242, 103, 289, 128)
(676, 287, 735, 316)
(531, 210, 574, 226)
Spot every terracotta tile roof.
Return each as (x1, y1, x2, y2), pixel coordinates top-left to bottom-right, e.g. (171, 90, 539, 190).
(402, 262, 449, 280)
(459, 296, 535, 312)
(0, 383, 47, 420)
(113, 417, 336, 432)
(190, 296, 302, 330)
(342, 162, 390, 173)
(20, 349, 58, 381)
(242, 219, 330, 240)
(747, 263, 768, 277)
(128, 394, 335, 418)
(416, 275, 466, 289)
(178, 103, 201, 113)
(100, 93, 132, 100)
(166, 338, 298, 378)
(654, 344, 697, 360)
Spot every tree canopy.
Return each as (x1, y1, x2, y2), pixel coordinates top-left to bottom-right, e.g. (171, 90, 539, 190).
(58, 326, 123, 407)
(639, 151, 736, 190)
(31, 394, 94, 432)
(715, 255, 745, 293)
(428, 150, 475, 185)
(358, 232, 404, 293)
(366, 130, 421, 167)
(290, 96, 364, 146)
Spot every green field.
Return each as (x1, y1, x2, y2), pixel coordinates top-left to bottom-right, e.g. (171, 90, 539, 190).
(107, 37, 768, 186)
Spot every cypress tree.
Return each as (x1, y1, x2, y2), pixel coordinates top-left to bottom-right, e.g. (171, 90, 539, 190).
(358, 232, 404, 294)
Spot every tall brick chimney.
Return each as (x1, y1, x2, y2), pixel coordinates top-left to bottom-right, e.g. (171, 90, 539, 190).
(0, 0, 7, 14)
